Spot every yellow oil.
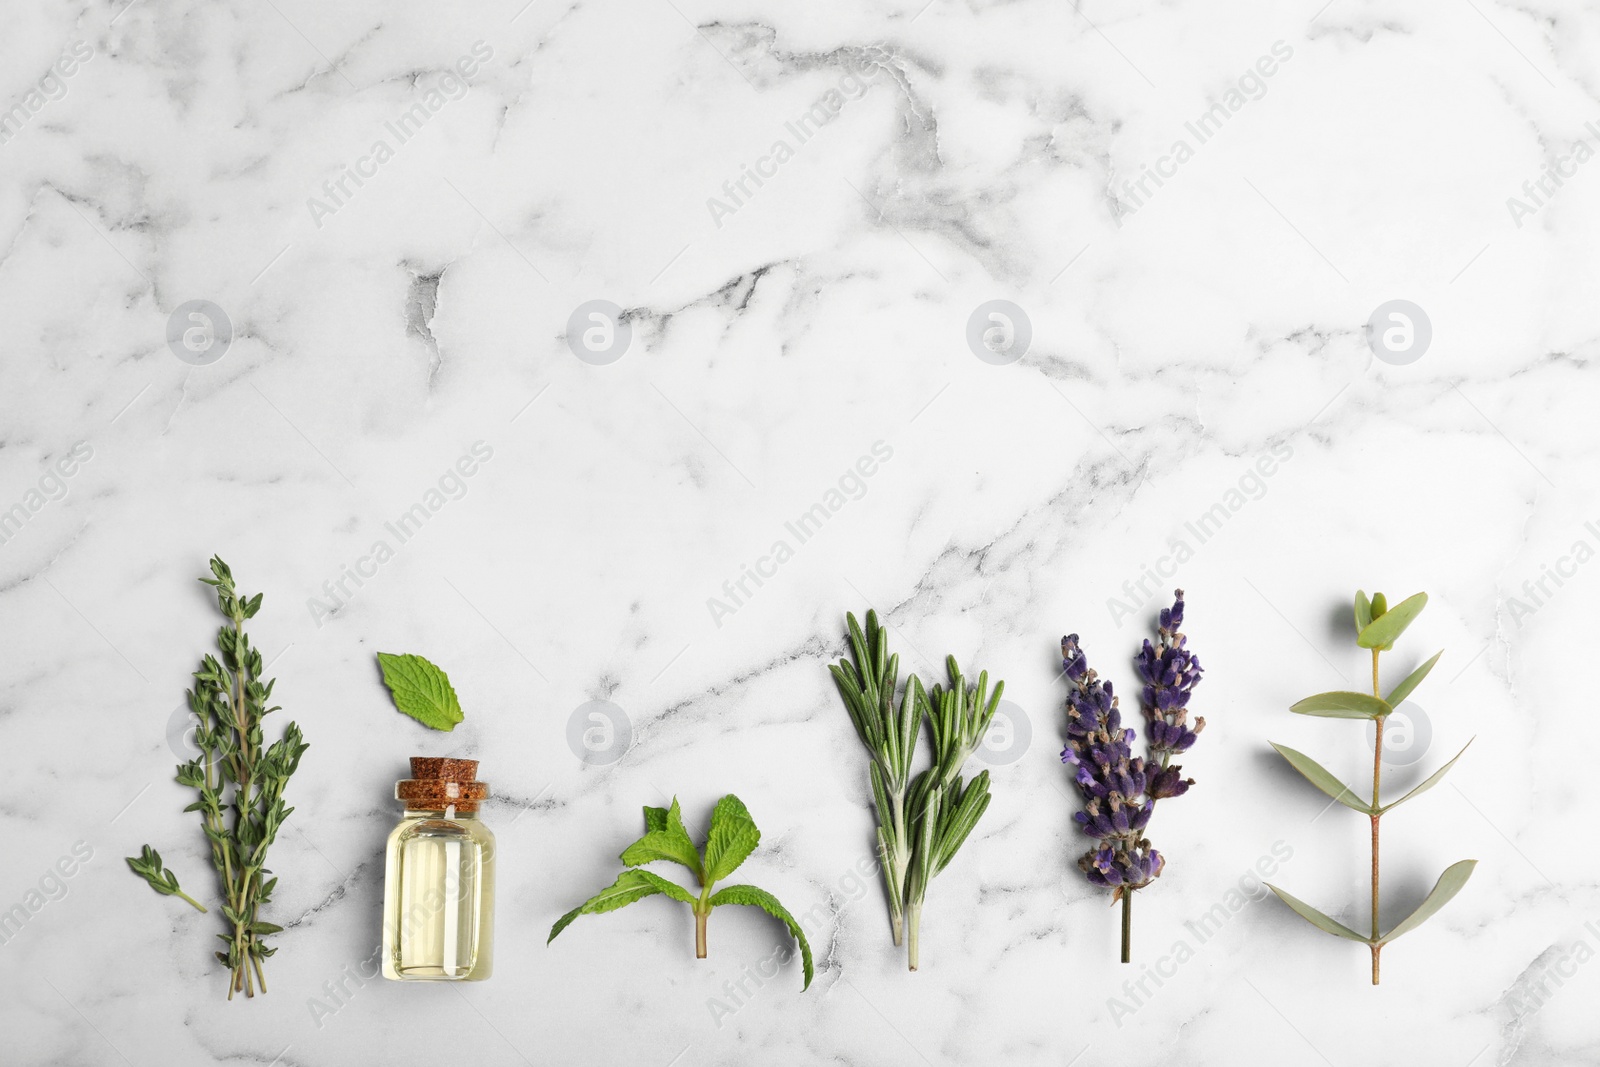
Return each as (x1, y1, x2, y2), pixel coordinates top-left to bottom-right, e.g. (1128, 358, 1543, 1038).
(381, 810, 495, 980)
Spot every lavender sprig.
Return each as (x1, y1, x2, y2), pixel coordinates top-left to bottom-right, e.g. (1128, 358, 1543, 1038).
(1061, 589, 1203, 962)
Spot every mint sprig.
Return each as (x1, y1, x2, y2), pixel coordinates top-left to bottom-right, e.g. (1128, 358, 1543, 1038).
(548, 795, 813, 990)
(376, 652, 463, 731)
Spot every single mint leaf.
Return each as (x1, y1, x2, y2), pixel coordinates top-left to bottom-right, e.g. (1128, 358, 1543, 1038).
(1378, 859, 1477, 945)
(1267, 883, 1371, 943)
(702, 794, 761, 884)
(548, 869, 695, 943)
(620, 797, 703, 880)
(708, 884, 815, 989)
(1290, 691, 1392, 720)
(376, 652, 464, 732)
(1270, 743, 1373, 814)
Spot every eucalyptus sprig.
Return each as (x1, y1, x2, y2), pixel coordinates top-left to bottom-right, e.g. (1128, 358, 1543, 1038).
(173, 556, 308, 1000)
(548, 795, 814, 990)
(831, 611, 1002, 971)
(126, 845, 207, 912)
(1267, 589, 1476, 984)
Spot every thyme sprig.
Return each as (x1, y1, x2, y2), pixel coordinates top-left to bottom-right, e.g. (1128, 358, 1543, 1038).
(126, 845, 207, 912)
(174, 557, 308, 1000)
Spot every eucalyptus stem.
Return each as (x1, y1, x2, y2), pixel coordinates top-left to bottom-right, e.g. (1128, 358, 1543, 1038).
(1370, 647, 1383, 985)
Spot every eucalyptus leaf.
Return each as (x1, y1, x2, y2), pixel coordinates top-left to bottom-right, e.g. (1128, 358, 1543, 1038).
(1385, 651, 1443, 707)
(1290, 691, 1392, 720)
(1358, 592, 1428, 650)
(1378, 859, 1477, 945)
(1379, 740, 1473, 813)
(1267, 883, 1372, 943)
(1270, 743, 1373, 814)
(1354, 590, 1373, 632)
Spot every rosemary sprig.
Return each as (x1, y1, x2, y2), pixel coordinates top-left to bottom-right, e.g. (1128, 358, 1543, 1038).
(831, 613, 1001, 971)
(903, 656, 998, 971)
(126, 845, 207, 912)
(828, 611, 921, 946)
(174, 556, 308, 1000)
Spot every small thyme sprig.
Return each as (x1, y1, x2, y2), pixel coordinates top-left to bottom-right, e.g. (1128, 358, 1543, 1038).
(126, 845, 207, 912)
(174, 556, 308, 1000)
(1267, 589, 1475, 984)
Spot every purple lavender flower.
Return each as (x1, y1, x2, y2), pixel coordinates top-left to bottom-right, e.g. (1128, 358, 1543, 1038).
(1137, 589, 1205, 758)
(1060, 590, 1202, 961)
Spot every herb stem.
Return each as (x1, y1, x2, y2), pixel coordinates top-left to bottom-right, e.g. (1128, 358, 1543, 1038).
(906, 903, 922, 971)
(1370, 647, 1383, 985)
(175, 890, 208, 913)
(1121, 889, 1133, 964)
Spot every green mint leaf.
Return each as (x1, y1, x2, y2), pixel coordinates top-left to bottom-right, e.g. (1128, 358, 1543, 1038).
(702, 794, 761, 884)
(376, 652, 464, 731)
(620, 797, 703, 880)
(643, 805, 668, 833)
(708, 884, 814, 989)
(548, 869, 695, 943)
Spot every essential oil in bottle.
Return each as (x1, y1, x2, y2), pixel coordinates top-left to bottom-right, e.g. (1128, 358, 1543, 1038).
(381, 757, 496, 981)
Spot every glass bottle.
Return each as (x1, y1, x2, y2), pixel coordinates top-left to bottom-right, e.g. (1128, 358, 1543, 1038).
(381, 757, 495, 981)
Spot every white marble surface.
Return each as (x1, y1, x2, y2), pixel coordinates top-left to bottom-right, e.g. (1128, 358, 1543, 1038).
(1, 0, 1596, 1063)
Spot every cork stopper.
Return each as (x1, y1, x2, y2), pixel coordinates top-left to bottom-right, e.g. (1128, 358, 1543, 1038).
(396, 757, 489, 812)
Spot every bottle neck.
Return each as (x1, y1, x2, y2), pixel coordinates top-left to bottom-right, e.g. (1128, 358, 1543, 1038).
(400, 807, 481, 820)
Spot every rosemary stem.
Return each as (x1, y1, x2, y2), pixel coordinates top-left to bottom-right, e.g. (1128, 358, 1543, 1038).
(906, 903, 922, 971)
(1371, 647, 1383, 985)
